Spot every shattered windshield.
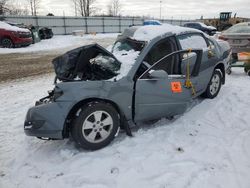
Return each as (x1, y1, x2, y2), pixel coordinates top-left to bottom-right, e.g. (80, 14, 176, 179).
(112, 38, 145, 53)
(110, 38, 145, 79)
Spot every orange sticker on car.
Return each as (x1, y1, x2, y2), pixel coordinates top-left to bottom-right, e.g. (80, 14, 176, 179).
(171, 82, 182, 93)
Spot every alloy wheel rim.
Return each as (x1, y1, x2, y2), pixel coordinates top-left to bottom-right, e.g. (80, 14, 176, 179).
(209, 74, 220, 95)
(82, 110, 113, 143)
(2, 39, 13, 48)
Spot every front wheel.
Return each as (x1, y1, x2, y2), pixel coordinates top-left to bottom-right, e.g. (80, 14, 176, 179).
(202, 70, 222, 99)
(71, 102, 120, 150)
(1, 38, 14, 48)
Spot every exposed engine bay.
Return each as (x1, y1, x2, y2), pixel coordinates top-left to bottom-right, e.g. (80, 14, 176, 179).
(52, 44, 121, 82)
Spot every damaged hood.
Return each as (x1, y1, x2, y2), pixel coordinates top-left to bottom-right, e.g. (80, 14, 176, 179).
(52, 44, 121, 81)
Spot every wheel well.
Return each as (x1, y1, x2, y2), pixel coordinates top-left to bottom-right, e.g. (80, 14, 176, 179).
(215, 63, 225, 84)
(1, 35, 12, 41)
(63, 98, 123, 138)
(0, 36, 13, 45)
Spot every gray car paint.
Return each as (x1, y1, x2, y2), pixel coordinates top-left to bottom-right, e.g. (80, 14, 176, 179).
(24, 28, 230, 139)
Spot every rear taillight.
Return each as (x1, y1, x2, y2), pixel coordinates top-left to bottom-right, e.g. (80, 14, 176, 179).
(218, 35, 228, 41)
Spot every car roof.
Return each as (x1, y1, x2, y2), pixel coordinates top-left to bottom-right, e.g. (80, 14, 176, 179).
(122, 24, 201, 42)
(185, 22, 203, 25)
(0, 21, 29, 32)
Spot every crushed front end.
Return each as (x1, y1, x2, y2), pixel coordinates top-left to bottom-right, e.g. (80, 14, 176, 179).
(24, 87, 72, 140)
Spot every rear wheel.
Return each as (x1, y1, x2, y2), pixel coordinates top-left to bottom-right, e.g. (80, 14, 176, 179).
(226, 68, 232, 75)
(71, 102, 120, 150)
(202, 70, 222, 99)
(1, 38, 14, 48)
(244, 67, 247, 73)
(247, 70, 250, 77)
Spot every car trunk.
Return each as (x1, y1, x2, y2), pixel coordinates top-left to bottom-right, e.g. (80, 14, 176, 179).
(223, 34, 250, 47)
(52, 44, 121, 82)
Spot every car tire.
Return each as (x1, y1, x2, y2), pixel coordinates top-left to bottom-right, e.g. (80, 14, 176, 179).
(226, 68, 232, 75)
(244, 67, 248, 73)
(247, 70, 250, 77)
(71, 102, 120, 150)
(202, 70, 222, 99)
(1, 38, 14, 48)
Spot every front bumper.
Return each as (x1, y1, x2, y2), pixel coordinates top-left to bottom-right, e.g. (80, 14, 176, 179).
(12, 36, 33, 47)
(24, 101, 72, 139)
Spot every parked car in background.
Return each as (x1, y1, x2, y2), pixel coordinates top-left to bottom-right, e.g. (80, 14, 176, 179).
(143, 20, 162, 25)
(184, 22, 217, 36)
(218, 22, 250, 60)
(24, 25, 231, 150)
(6, 21, 41, 44)
(39, 27, 53, 39)
(0, 21, 32, 48)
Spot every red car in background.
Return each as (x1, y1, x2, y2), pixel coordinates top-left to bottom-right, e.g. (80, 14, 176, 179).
(0, 21, 32, 48)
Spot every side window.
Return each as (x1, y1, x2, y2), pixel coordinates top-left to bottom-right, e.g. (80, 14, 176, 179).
(177, 34, 208, 50)
(135, 37, 181, 79)
(194, 23, 201, 29)
(207, 38, 215, 48)
(207, 38, 217, 54)
(143, 37, 177, 66)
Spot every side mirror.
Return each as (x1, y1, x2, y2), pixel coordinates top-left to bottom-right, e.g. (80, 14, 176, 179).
(149, 70, 168, 79)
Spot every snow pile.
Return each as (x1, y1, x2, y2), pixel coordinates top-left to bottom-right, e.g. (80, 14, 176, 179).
(1, 69, 250, 188)
(0, 33, 119, 54)
(132, 25, 199, 41)
(0, 21, 30, 33)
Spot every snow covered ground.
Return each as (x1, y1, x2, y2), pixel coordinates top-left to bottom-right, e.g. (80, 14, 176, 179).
(0, 68, 250, 188)
(0, 33, 119, 54)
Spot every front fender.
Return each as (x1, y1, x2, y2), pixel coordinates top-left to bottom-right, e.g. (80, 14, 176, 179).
(55, 79, 134, 125)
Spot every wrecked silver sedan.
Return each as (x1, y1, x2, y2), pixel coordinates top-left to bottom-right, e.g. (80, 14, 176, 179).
(24, 25, 231, 150)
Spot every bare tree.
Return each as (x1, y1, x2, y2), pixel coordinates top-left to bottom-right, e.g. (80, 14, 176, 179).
(1, 0, 29, 16)
(0, 0, 8, 15)
(28, 0, 41, 16)
(107, 0, 121, 16)
(72, 0, 96, 17)
(8, 4, 29, 15)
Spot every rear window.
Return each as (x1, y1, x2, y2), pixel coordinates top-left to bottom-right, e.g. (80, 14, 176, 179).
(177, 34, 208, 50)
(224, 23, 250, 34)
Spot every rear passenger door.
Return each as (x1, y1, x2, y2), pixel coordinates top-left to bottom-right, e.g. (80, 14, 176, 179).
(177, 33, 218, 93)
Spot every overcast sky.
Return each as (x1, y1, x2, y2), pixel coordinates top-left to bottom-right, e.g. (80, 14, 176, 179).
(27, 0, 250, 19)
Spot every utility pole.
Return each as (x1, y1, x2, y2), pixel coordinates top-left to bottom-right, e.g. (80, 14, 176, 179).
(34, 0, 36, 16)
(160, 1, 162, 19)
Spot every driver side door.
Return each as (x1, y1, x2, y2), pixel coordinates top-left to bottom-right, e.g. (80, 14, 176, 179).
(134, 49, 203, 122)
